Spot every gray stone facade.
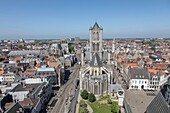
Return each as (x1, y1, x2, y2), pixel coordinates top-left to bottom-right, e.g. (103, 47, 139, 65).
(80, 22, 112, 97)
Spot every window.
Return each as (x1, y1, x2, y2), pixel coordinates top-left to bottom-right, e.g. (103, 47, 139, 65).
(139, 81, 141, 84)
(132, 80, 134, 83)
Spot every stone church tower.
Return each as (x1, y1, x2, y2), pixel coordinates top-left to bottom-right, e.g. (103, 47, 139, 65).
(89, 22, 103, 60)
(80, 22, 113, 98)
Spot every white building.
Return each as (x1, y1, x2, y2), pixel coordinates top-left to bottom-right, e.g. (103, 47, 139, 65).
(24, 78, 48, 84)
(0, 73, 15, 83)
(129, 68, 149, 90)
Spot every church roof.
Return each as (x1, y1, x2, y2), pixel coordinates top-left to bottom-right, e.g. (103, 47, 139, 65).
(90, 53, 102, 67)
(93, 22, 100, 29)
(90, 22, 103, 30)
(146, 92, 170, 113)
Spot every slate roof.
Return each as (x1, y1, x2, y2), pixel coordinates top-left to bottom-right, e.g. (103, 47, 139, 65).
(90, 22, 103, 30)
(90, 53, 102, 67)
(129, 68, 149, 79)
(5, 102, 24, 113)
(10, 83, 41, 92)
(146, 92, 170, 113)
(93, 22, 100, 29)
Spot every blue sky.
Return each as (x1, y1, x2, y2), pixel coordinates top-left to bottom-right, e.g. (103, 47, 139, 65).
(0, 0, 170, 39)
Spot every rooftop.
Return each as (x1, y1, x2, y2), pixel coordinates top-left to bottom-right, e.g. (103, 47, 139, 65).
(146, 92, 170, 113)
(90, 53, 102, 67)
(8, 50, 48, 56)
(129, 68, 149, 79)
(10, 83, 42, 92)
(37, 65, 55, 72)
(125, 90, 158, 113)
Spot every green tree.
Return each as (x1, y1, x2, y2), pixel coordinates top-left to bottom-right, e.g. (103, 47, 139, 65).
(79, 100, 87, 108)
(81, 90, 89, 100)
(80, 108, 89, 113)
(68, 43, 75, 53)
(111, 102, 119, 113)
(145, 41, 153, 46)
(88, 93, 96, 102)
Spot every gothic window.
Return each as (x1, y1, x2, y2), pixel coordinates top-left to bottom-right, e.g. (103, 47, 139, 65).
(103, 79, 107, 92)
(93, 43, 95, 51)
(97, 43, 99, 51)
(95, 70, 97, 75)
(94, 84, 98, 95)
(93, 32, 99, 41)
(95, 44, 97, 51)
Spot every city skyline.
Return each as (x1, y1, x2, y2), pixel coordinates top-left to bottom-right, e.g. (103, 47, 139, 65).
(0, 0, 170, 39)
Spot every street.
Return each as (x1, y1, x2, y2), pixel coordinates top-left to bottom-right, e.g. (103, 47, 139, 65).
(50, 64, 80, 113)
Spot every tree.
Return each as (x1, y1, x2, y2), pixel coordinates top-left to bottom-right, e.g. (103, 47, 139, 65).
(80, 108, 89, 113)
(111, 102, 119, 113)
(79, 100, 87, 108)
(145, 41, 153, 46)
(88, 93, 96, 102)
(68, 43, 75, 53)
(81, 90, 89, 100)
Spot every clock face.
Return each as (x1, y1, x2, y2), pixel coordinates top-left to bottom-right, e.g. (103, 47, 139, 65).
(93, 32, 99, 40)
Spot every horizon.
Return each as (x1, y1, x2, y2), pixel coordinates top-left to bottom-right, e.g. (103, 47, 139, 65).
(0, 0, 170, 39)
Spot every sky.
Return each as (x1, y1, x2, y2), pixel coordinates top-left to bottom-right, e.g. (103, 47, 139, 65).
(0, 0, 170, 39)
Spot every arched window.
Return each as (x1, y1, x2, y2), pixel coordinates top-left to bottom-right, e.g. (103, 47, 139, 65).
(97, 43, 99, 51)
(93, 43, 95, 51)
(93, 32, 99, 41)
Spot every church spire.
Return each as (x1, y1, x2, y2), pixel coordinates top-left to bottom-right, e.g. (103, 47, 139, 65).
(90, 22, 103, 30)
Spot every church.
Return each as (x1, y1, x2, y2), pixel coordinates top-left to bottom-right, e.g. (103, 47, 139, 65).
(79, 22, 113, 97)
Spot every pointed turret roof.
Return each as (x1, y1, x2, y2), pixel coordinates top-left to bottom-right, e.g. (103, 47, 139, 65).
(90, 22, 103, 30)
(93, 22, 100, 29)
(90, 53, 102, 67)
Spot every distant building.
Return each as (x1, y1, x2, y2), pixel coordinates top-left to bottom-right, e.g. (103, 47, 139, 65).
(149, 54, 165, 62)
(8, 50, 48, 57)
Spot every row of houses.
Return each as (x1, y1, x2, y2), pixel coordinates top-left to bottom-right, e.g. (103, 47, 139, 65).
(0, 47, 78, 112)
